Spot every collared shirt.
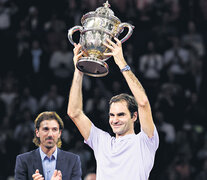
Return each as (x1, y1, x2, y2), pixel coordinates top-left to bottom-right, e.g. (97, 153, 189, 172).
(39, 147, 57, 180)
(85, 124, 159, 180)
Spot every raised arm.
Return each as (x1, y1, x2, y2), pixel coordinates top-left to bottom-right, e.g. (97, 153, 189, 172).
(67, 43, 92, 140)
(103, 38, 154, 137)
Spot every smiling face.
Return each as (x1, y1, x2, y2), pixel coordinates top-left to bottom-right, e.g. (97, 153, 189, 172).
(109, 101, 137, 138)
(36, 120, 61, 151)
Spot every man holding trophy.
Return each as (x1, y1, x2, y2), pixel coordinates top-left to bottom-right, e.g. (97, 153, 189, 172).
(67, 1, 159, 180)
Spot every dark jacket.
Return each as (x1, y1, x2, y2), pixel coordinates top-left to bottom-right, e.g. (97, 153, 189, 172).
(15, 148, 82, 180)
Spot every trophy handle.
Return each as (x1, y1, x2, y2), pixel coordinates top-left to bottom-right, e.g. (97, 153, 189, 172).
(117, 23, 134, 43)
(68, 26, 83, 45)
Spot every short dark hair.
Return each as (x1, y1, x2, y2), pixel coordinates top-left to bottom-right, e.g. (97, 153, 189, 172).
(109, 93, 138, 118)
(33, 111, 64, 148)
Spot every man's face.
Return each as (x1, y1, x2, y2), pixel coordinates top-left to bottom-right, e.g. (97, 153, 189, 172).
(109, 101, 137, 138)
(36, 120, 61, 149)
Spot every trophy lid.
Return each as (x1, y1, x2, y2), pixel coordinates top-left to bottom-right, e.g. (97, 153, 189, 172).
(96, 1, 114, 17)
(81, 0, 121, 24)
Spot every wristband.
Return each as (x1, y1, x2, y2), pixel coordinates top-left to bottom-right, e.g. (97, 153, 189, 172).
(120, 65, 131, 72)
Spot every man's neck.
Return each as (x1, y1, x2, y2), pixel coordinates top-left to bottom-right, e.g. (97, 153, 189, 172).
(40, 145, 57, 157)
(116, 131, 135, 139)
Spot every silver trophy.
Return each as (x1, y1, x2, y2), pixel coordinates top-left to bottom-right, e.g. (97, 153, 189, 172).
(68, 0, 134, 77)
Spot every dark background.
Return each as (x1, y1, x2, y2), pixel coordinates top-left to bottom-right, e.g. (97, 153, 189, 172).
(0, 0, 207, 179)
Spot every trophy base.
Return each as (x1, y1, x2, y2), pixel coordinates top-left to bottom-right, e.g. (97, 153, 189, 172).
(76, 57, 109, 77)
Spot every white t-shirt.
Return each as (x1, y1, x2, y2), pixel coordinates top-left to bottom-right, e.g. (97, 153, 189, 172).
(85, 124, 159, 180)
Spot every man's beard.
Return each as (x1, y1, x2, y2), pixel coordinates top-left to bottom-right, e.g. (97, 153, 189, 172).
(45, 144, 55, 149)
(45, 137, 56, 149)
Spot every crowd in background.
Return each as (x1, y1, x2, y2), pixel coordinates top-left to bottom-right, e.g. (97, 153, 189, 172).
(0, 0, 207, 179)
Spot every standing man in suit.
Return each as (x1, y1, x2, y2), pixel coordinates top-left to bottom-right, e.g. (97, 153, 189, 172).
(15, 111, 82, 180)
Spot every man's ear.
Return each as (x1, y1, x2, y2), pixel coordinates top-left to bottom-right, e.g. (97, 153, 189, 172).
(36, 129, 40, 137)
(133, 112, 138, 122)
(59, 130, 62, 138)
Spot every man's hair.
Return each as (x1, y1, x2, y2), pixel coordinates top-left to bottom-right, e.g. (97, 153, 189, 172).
(109, 93, 138, 118)
(33, 111, 64, 148)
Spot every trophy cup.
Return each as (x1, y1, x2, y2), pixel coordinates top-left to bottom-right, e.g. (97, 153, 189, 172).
(68, 0, 134, 77)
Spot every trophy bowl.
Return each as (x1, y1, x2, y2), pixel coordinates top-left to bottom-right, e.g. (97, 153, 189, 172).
(68, 1, 134, 77)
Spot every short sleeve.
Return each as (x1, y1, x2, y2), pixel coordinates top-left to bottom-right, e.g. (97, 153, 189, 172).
(84, 124, 111, 155)
(139, 125, 159, 153)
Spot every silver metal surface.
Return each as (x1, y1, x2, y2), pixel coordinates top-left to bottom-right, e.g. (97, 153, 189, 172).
(76, 57, 109, 77)
(68, 0, 134, 77)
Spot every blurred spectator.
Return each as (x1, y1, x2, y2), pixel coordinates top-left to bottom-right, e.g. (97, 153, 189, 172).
(163, 36, 190, 85)
(16, 20, 30, 57)
(18, 39, 51, 96)
(30, 40, 43, 73)
(110, 80, 123, 95)
(200, 0, 207, 20)
(44, 14, 66, 53)
(70, 140, 93, 177)
(124, 43, 135, 67)
(19, 39, 48, 76)
(196, 158, 207, 180)
(39, 84, 64, 112)
(110, 0, 129, 17)
(19, 87, 38, 115)
(13, 109, 34, 153)
(65, 0, 82, 26)
(1, 70, 18, 91)
(168, 0, 180, 20)
(138, 41, 163, 102)
(155, 82, 185, 129)
(152, 11, 178, 52)
(0, 1, 18, 30)
(25, 6, 43, 38)
(44, 14, 66, 33)
(0, 129, 10, 179)
(189, 57, 204, 95)
(156, 111, 175, 144)
(185, 92, 206, 126)
(0, 98, 6, 120)
(49, 39, 74, 81)
(177, 131, 192, 156)
(135, 0, 155, 11)
(0, 81, 17, 116)
(0, 115, 19, 179)
(139, 41, 163, 81)
(182, 21, 205, 58)
(97, 79, 123, 99)
(167, 158, 194, 180)
(82, 0, 101, 11)
(0, 1, 18, 72)
(85, 87, 108, 124)
(197, 141, 207, 161)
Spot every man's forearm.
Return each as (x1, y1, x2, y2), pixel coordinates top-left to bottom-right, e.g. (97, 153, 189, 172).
(112, 49, 148, 106)
(122, 68, 155, 137)
(68, 69, 84, 118)
(120, 65, 148, 107)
